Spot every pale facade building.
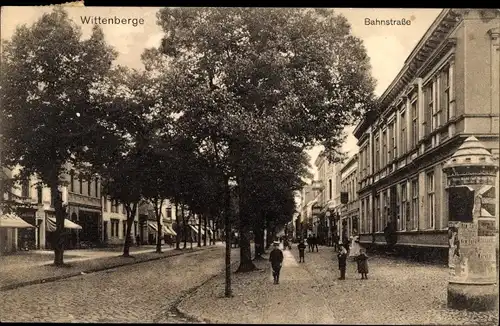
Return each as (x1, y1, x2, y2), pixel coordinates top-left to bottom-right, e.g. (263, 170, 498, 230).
(353, 9, 499, 257)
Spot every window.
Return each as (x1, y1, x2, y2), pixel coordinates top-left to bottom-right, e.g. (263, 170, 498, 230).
(427, 172, 435, 229)
(389, 121, 395, 161)
(103, 199, 107, 212)
(79, 175, 83, 194)
(329, 179, 332, 200)
(167, 207, 172, 219)
(37, 186, 43, 204)
(400, 182, 408, 231)
(365, 145, 370, 174)
(122, 220, 127, 237)
(70, 170, 75, 192)
(431, 81, 440, 130)
(383, 190, 389, 228)
(95, 178, 99, 198)
(87, 178, 92, 197)
(411, 179, 419, 230)
(411, 100, 418, 148)
(395, 186, 400, 230)
(111, 219, 119, 237)
(375, 194, 380, 232)
(424, 83, 433, 135)
(374, 135, 380, 171)
(400, 110, 407, 154)
(440, 67, 451, 122)
(382, 130, 387, 167)
(21, 179, 30, 198)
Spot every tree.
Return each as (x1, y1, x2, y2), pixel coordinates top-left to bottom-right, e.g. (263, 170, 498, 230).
(154, 7, 375, 295)
(86, 66, 160, 257)
(0, 8, 117, 265)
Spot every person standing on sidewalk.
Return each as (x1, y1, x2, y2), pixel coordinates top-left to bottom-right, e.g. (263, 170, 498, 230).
(312, 234, 319, 252)
(337, 245, 348, 280)
(355, 248, 369, 279)
(298, 240, 306, 263)
(269, 241, 284, 284)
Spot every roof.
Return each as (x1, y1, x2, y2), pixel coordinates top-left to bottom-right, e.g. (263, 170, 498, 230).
(354, 9, 463, 139)
(443, 136, 498, 171)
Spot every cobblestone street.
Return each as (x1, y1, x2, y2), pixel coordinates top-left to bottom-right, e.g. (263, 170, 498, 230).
(0, 245, 239, 323)
(178, 245, 499, 325)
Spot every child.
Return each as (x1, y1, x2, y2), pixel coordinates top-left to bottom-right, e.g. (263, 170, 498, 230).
(355, 248, 369, 279)
(337, 245, 348, 280)
(298, 240, 306, 263)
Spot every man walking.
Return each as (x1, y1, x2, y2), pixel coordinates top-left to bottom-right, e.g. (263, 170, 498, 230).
(312, 234, 319, 252)
(298, 239, 306, 263)
(269, 241, 284, 284)
(337, 245, 348, 280)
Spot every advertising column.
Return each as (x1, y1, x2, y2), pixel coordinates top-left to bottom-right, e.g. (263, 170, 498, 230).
(443, 136, 498, 311)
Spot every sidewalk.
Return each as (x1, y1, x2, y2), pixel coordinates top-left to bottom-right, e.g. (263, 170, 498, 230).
(177, 245, 499, 325)
(0, 243, 221, 291)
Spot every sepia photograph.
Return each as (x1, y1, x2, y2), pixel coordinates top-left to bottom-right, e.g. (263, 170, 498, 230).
(0, 6, 499, 324)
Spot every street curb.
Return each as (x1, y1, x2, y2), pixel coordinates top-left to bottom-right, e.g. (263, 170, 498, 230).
(0, 246, 216, 292)
(174, 260, 241, 324)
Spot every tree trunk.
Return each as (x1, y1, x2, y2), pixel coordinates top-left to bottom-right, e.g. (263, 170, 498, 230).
(236, 182, 256, 273)
(197, 214, 202, 247)
(175, 202, 180, 250)
(265, 225, 273, 250)
(156, 218, 162, 253)
(50, 177, 65, 266)
(155, 199, 163, 254)
(223, 176, 232, 297)
(236, 229, 256, 272)
(253, 223, 265, 260)
(123, 203, 137, 257)
(182, 205, 187, 249)
(203, 213, 208, 246)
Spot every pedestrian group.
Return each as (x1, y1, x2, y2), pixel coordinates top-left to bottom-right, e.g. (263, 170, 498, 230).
(269, 233, 370, 285)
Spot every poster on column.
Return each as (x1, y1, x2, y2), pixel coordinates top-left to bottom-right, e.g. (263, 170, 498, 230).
(449, 222, 477, 283)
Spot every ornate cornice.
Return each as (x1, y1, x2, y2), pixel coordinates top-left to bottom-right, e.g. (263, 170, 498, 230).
(355, 9, 463, 137)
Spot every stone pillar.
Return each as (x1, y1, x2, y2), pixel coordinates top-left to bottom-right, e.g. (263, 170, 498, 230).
(443, 136, 498, 311)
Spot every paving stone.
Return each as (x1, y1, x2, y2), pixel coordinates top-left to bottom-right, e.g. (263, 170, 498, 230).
(0, 245, 235, 323)
(178, 245, 499, 325)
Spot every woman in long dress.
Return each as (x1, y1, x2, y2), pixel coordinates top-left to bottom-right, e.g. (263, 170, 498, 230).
(349, 235, 361, 258)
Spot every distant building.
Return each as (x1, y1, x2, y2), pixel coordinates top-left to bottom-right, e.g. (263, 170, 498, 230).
(339, 154, 359, 243)
(102, 197, 139, 246)
(312, 151, 342, 244)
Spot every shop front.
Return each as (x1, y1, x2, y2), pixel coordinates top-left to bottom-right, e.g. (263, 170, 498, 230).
(0, 212, 36, 255)
(16, 208, 37, 250)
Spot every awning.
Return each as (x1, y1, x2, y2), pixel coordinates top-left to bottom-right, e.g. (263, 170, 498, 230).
(148, 221, 158, 232)
(0, 213, 36, 229)
(46, 218, 82, 232)
(163, 224, 177, 236)
(189, 224, 199, 234)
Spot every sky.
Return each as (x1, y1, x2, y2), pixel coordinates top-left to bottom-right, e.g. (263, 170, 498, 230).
(1, 7, 442, 179)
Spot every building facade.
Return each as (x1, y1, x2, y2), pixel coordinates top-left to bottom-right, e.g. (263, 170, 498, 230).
(354, 9, 500, 254)
(102, 197, 139, 246)
(65, 168, 102, 248)
(339, 154, 359, 243)
(313, 151, 342, 244)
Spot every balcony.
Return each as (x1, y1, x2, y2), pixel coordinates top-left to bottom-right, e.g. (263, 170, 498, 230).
(311, 180, 324, 191)
(68, 192, 101, 208)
